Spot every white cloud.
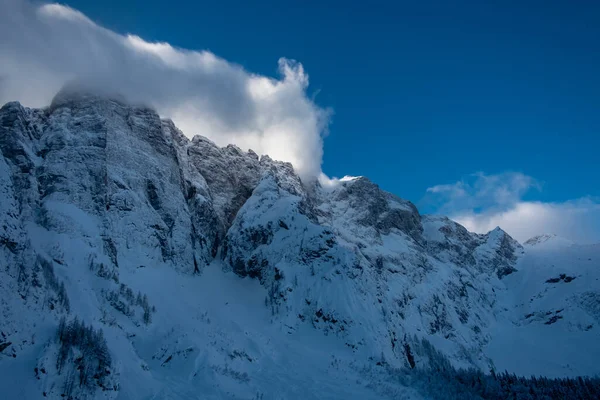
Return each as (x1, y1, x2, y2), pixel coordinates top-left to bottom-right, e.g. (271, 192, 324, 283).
(425, 172, 600, 244)
(454, 199, 600, 244)
(426, 172, 540, 213)
(317, 173, 362, 191)
(0, 0, 331, 181)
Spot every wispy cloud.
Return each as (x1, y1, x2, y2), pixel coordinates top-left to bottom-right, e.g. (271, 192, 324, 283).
(424, 172, 600, 243)
(426, 172, 541, 213)
(0, 0, 331, 180)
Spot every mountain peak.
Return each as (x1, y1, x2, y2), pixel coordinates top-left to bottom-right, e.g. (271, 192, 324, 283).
(2, 93, 597, 398)
(49, 81, 148, 111)
(524, 233, 557, 246)
(486, 226, 513, 241)
(523, 233, 574, 248)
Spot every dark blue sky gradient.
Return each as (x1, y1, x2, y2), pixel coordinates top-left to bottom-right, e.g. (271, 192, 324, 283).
(61, 0, 600, 207)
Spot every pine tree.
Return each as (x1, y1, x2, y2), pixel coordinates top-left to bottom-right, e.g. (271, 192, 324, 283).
(143, 306, 152, 325)
(126, 287, 134, 302)
(63, 291, 71, 313)
(17, 263, 27, 284)
(57, 316, 67, 342)
(31, 264, 41, 288)
(58, 281, 70, 313)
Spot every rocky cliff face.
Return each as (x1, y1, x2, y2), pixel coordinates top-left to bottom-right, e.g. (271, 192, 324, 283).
(2, 89, 596, 399)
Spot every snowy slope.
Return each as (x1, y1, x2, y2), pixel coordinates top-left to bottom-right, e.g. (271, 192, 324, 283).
(486, 237, 600, 377)
(0, 88, 598, 399)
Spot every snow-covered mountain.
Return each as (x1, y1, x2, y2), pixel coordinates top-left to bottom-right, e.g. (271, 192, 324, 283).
(523, 233, 574, 248)
(0, 88, 598, 399)
(487, 235, 600, 378)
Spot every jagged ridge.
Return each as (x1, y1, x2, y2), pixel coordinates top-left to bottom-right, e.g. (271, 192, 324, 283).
(1, 89, 597, 399)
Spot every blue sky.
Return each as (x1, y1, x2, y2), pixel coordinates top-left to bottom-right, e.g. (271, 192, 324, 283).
(1, 0, 599, 241)
(57, 0, 600, 205)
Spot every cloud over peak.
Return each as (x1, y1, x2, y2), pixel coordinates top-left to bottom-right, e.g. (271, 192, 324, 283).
(0, 0, 330, 181)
